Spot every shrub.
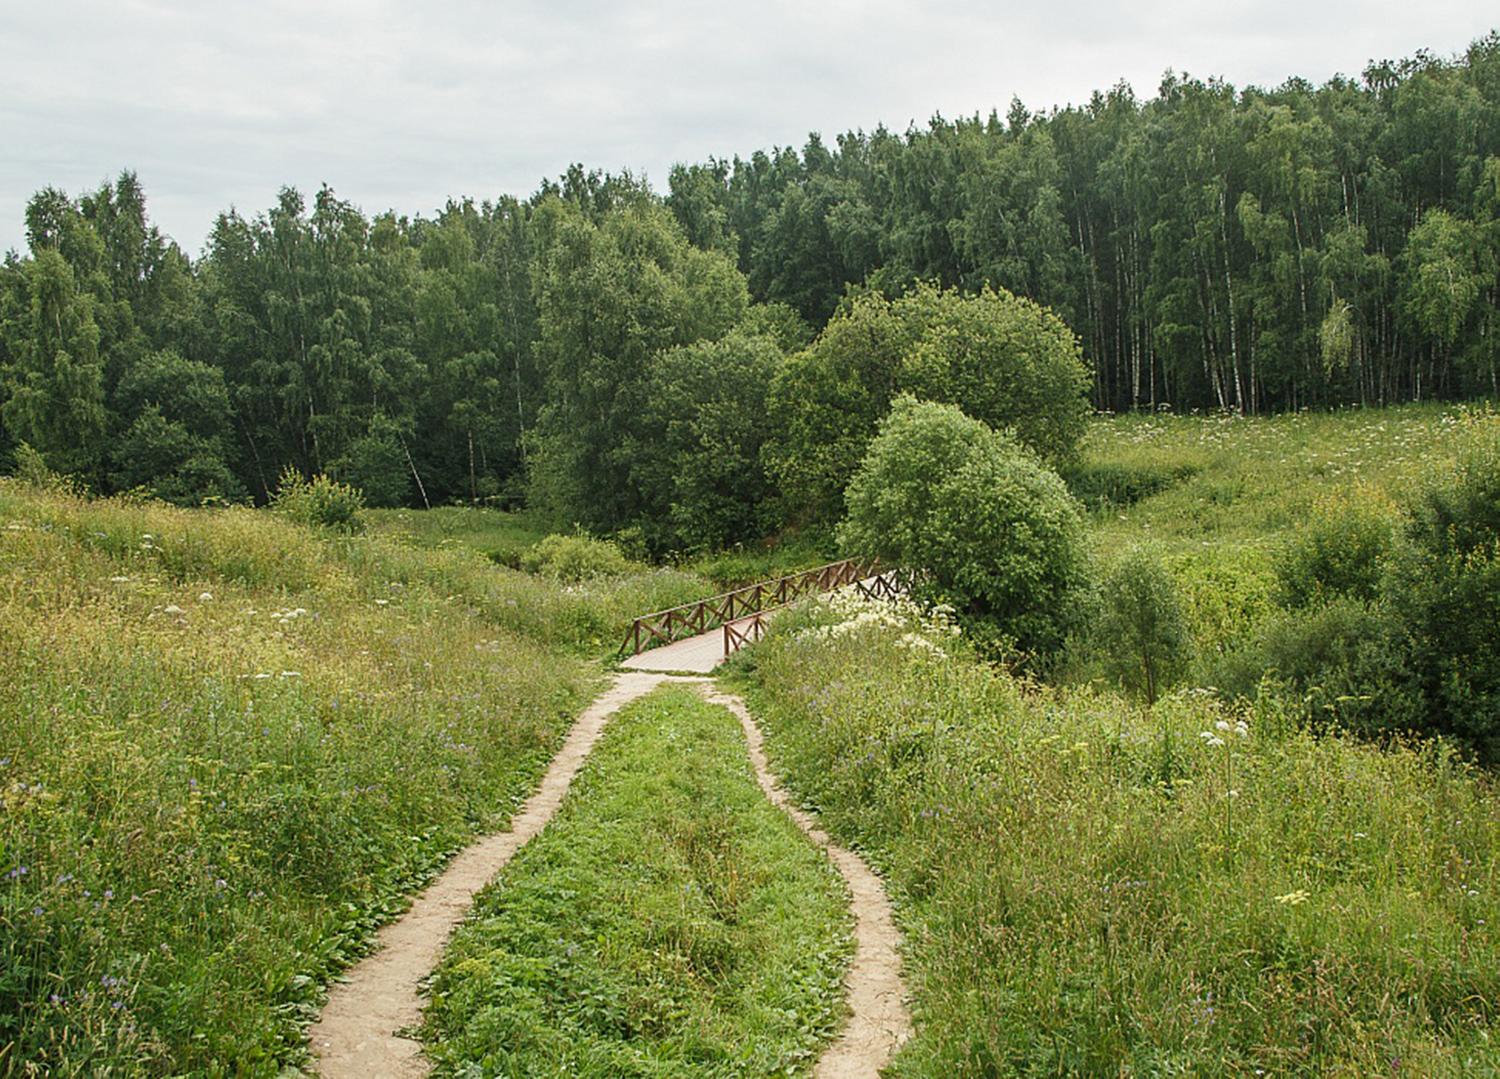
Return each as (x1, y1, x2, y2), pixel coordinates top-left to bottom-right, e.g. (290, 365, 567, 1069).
(1275, 486, 1398, 607)
(9, 440, 75, 493)
(1380, 417, 1500, 761)
(331, 420, 410, 508)
(270, 466, 366, 533)
(1095, 546, 1190, 704)
(838, 397, 1086, 659)
(519, 533, 634, 581)
(1208, 598, 1419, 734)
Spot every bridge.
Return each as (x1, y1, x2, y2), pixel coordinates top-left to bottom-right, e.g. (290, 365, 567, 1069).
(619, 558, 912, 673)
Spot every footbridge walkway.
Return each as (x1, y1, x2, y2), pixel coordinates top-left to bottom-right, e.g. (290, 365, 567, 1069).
(620, 558, 912, 673)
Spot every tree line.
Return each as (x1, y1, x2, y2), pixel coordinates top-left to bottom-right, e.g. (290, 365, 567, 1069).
(2, 31, 1498, 540)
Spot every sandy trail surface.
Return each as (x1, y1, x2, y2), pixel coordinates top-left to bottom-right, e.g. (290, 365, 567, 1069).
(308, 671, 911, 1078)
(701, 685, 913, 1078)
(308, 671, 685, 1077)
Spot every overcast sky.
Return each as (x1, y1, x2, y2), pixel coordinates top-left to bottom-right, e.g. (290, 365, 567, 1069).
(1, 1, 1493, 257)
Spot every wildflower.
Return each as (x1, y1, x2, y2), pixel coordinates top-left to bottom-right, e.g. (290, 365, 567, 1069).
(198, 592, 213, 603)
(1215, 719, 1232, 733)
(6, 865, 28, 881)
(1273, 889, 1310, 905)
(1234, 720, 1249, 739)
(163, 604, 185, 616)
(1198, 731, 1224, 747)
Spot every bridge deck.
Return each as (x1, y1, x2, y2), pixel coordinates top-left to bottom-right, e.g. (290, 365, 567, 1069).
(618, 611, 778, 673)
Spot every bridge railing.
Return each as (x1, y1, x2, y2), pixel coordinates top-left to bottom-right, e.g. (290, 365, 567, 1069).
(620, 557, 881, 657)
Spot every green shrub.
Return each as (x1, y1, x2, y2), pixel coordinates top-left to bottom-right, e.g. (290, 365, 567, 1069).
(1063, 460, 1199, 512)
(270, 466, 366, 533)
(1095, 546, 1190, 704)
(839, 397, 1086, 659)
(765, 282, 1090, 525)
(1380, 417, 1500, 761)
(1208, 598, 1419, 735)
(1275, 486, 1398, 607)
(331, 420, 410, 509)
(9, 440, 75, 493)
(519, 533, 634, 581)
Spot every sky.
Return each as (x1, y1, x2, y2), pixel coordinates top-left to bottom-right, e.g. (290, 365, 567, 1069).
(1, 0, 1494, 258)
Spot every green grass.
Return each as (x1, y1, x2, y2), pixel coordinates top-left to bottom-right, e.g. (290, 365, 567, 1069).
(0, 483, 593, 1073)
(731, 594, 1500, 1076)
(1077, 403, 1480, 555)
(423, 686, 853, 1077)
(678, 534, 836, 591)
(1070, 404, 1487, 662)
(365, 505, 552, 568)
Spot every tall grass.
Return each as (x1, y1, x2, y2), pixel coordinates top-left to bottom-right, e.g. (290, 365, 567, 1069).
(732, 593, 1500, 1075)
(0, 483, 592, 1072)
(1072, 404, 1485, 668)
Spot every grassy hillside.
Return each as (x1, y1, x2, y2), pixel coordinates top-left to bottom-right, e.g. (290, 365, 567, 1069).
(1076, 404, 1474, 554)
(731, 593, 1500, 1075)
(0, 483, 600, 1072)
(1070, 404, 1486, 663)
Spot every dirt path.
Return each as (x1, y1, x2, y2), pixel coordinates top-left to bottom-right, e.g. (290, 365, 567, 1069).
(701, 685, 913, 1078)
(307, 671, 687, 1078)
(308, 671, 911, 1078)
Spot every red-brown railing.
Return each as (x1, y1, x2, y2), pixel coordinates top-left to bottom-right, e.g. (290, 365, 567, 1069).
(717, 566, 917, 658)
(620, 557, 880, 657)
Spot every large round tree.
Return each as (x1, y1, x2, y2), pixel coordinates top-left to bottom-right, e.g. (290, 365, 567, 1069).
(764, 282, 1089, 526)
(838, 396, 1087, 659)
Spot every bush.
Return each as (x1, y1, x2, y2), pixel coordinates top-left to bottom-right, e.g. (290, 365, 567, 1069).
(1381, 417, 1500, 761)
(1275, 487, 1398, 607)
(1208, 598, 1419, 734)
(270, 466, 366, 533)
(8, 441, 75, 493)
(1095, 546, 1190, 704)
(520, 533, 634, 581)
(838, 397, 1086, 659)
(332, 421, 410, 508)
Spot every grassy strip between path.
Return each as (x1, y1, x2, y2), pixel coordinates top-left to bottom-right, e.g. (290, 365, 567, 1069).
(0, 484, 591, 1073)
(423, 686, 853, 1077)
(731, 596, 1500, 1076)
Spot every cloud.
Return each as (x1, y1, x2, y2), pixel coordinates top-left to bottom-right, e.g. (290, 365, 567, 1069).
(1, 0, 1493, 256)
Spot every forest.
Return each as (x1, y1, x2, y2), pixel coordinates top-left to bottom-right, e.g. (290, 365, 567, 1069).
(2, 31, 1499, 543)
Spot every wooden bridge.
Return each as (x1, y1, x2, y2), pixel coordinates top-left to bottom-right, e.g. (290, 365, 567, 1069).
(620, 558, 912, 673)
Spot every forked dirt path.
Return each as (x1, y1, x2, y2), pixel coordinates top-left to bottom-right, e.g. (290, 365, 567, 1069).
(308, 672, 911, 1078)
(308, 670, 684, 1077)
(701, 685, 913, 1078)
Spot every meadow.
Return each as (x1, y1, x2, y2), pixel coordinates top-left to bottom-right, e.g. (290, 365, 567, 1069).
(1070, 403, 1486, 664)
(3, 402, 1498, 1075)
(721, 402, 1500, 1073)
(729, 591, 1500, 1075)
(0, 483, 605, 1072)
